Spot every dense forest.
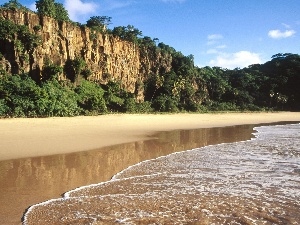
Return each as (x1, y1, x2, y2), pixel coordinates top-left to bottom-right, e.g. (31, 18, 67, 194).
(0, 0, 300, 117)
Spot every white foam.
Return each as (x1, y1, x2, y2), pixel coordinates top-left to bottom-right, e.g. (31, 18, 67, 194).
(23, 122, 300, 224)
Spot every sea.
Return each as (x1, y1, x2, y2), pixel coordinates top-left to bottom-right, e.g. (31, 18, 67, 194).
(23, 123, 300, 225)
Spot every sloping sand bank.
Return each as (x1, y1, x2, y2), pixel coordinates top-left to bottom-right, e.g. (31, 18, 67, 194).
(1, 112, 300, 161)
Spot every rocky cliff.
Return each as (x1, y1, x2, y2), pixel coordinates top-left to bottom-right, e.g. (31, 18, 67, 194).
(0, 9, 172, 100)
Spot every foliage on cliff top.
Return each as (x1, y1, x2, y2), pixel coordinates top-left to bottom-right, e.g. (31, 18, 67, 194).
(0, 1, 300, 117)
(35, 0, 70, 22)
(0, 0, 31, 11)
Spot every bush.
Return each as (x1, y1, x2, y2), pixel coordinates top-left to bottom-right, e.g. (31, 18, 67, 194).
(135, 101, 153, 113)
(75, 80, 107, 114)
(209, 102, 239, 111)
(38, 79, 79, 117)
(0, 74, 41, 117)
(42, 63, 63, 81)
(152, 94, 179, 112)
(0, 99, 9, 117)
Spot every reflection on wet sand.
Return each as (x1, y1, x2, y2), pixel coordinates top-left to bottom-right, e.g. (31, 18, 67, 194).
(0, 125, 254, 225)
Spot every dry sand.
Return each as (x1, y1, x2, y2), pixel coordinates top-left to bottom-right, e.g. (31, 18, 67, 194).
(1, 112, 300, 161)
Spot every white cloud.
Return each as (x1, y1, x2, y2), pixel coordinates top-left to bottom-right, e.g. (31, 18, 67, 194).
(216, 44, 227, 49)
(206, 44, 227, 55)
(207, 34, 223, 45)
(268, 29, 296, 39)
(206, 49, 219, 54)
(209, 51, 262, 69)
(64, 0, 98, 22)
(282, 23, 291, 29)
(207, 34, 223, 40)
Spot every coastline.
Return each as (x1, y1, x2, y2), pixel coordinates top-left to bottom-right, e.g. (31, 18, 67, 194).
(1, 112, 300, 161)
(22, 120, 300, 225)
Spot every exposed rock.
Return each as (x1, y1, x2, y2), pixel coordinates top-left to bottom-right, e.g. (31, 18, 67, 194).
(0, 9, 173, 100)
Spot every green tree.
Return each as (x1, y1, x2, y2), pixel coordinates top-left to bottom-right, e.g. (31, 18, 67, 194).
(199, 66, 229, 102)
(75, 80, 107, 114)
(112, 25, 142, 43)
(102, 80, 126, 112)
(0, 18, 18, 41)
(1, 0, 26, 10)
(37, 79, 79, 117)
(54, 2, 69, 22)
(42, 62, 63, 81)
(262, 53, 300, 110)
(64, 57, 87, 84)
(36, 0, 56, 18)
(0, 74, 41, 117)
(86, 16, 111, 33)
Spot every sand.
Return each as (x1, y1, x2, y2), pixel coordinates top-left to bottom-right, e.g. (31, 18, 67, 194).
(1, 112, 300, 161)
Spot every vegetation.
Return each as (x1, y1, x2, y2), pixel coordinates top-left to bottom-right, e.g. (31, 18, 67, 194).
(1, 0, 31, 11)
(0, 16, 41, 74)
(0, 0, 299, 117)
(112, 25, 143, 43)
(36, 0, 69, 22)
(86, 16, 112, 33)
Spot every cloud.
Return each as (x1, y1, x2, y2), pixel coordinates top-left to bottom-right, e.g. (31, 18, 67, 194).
(216, 44, 227, 49)
(207, 34, 223, 40)
(282, 23, 291, 29)
(268, 29, 296, 39)
(207, 34, 223, 45)
(64, 0, 98, 22)
(206, 44, 227, 55)
(206, 49, 219, 54)
(209, 51, 262, 69)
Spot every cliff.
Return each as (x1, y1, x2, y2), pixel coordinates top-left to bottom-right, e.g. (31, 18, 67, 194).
(0, 9, 172, 100)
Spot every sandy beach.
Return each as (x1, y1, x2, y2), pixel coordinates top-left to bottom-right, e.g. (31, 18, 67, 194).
(1, 112, 300, 225)
(1, 112, 300, 161)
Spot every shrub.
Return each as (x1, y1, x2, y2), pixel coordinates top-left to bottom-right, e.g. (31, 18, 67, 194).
(0, 74, 41, 117)
(75, 80, 107, 114)
(152, 94, 179, 112)
(135, 101, 153, 113)
(0, 99, 9, 117)
(38, 79, 79, 117)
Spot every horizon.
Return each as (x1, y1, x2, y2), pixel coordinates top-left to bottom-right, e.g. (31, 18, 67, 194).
(1, 0, 300, 69)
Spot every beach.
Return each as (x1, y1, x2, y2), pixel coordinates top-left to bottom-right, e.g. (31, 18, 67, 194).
(1, 112, 300, 225)
(1, 112, 300, 161)
(27, 122, 299, 225)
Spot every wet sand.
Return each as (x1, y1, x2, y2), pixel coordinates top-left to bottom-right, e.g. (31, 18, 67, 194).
(24, 123, 300, 225)
(0, 112, 300, 224)
(1, 112, 300, 161)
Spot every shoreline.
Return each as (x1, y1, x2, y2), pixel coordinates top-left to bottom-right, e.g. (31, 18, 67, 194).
(1, 112, 300, 161)
(22, 121, 300, 225)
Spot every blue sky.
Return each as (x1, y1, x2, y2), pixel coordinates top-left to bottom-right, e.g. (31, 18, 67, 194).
(2, 0, 300, 69)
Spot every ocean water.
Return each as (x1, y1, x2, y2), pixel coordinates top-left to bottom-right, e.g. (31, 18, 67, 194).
(24, 123, 300, 225)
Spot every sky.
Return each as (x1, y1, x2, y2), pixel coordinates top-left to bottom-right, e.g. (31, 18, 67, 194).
(2, 0, 300, 69)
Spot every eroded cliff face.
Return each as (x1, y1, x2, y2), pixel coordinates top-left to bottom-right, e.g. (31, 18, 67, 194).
(0, 9, 172, 99)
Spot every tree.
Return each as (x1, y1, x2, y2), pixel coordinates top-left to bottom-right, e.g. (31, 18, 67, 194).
(38, 79, 79, 117)
(1, 0, 25, 10)
(54, 2, 69, 22)
(64, 57, 87, 84)
(112, 25, 142, 43)
(0, 73, 41, 117)
(35, 0, 69, 21)
(35, 0, 56, 18)
(0, 18, 18, 41)
(86, 16, 111, 32)
(42, 62, 63, 81)
(75, 80, 107, 114)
